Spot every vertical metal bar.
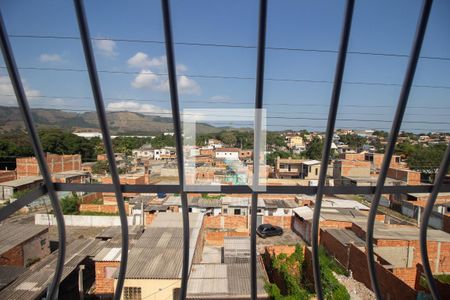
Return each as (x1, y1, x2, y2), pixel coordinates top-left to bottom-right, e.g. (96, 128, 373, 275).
(73, 1, 129, 299)
(0, 11, 66, 300)
(251, 0, 268, 299)
(366, 0, 433, 298)
(311, 1, 354, 299)
(161, 1, 190, 299)
(420, 141, 450, 300)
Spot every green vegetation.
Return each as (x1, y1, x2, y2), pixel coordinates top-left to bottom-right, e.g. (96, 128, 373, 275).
(265, 245, 350, 300)
(12, 189, 30, 199)
(338, 134, 366, 151)
(265, 245, 311, 300)
(92, 160, 109, 174)
(60, 194, 81, 214)
(305, 137, 324, 160)
(201, 193, 222, 199)
(406, 143, 448, 182)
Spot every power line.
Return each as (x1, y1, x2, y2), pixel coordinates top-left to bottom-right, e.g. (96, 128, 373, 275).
(8, 34, 450, 61)
(3, 93, 450, 111)
(1, 65, 450, 90)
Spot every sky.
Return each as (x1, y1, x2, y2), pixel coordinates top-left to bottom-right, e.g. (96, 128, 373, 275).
(0, 0, 449, 133)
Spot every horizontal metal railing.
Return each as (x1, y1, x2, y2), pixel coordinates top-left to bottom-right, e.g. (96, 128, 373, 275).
(0, 0, 447, 299)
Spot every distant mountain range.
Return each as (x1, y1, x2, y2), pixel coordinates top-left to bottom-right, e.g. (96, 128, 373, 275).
(0, 106, 223, 135)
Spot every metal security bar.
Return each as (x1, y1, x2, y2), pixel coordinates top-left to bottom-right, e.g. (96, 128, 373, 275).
(0, 0, 447, 300)
(366, 0, 433, 298)
(161, 0, 191, 298)
(251, 1, 268, 299)
(0, 10, 66, 300)
(73, 1, 130, 299)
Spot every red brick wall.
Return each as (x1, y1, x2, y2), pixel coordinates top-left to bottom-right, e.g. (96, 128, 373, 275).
(320, 229, 350, 269)
(204, 215, 248, 230)
(263, 216, 292, 229)
(204, 231, 248, 246)
(145, 213, 155, 226)
(348, 244, 417, 299)
(95, 261, 119, 295)
(387, 167, 421, 185)
(79, 202, 129, 215)
(0, 245, 24, 266)
(81, 192, 103, 204)
(340, 152, 366, 161)
(339, 159, 371, 177)
(16, 154, 81, 177)
(0, 170, 16, 183)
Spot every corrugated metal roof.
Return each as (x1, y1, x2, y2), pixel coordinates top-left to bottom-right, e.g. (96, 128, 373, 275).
(263, 199, 298, 209)
(187, 262, 267, 298)
(123, 213, 203, 279)
(0, 176, 42, 188)
(0, 239, 104, 300)
(0, 224, 48, 255)
(222, 196, 265, 208)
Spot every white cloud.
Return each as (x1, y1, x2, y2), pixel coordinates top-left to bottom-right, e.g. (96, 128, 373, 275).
(127, 52, 165, 68)
(93, 39, 117, 57)
(176, 63, 188, 73)
(127, 52, 187, 73)
(131, 69, 165, 90)
(106, 100, 170, 114)
(39, 53, 63, 63)
(178, 75, 201, 95)
(0, 75, 41, 106)
(131, 69, 201, 95)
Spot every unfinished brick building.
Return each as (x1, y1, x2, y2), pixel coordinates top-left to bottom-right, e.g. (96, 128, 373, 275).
(16, 153, 81, 178)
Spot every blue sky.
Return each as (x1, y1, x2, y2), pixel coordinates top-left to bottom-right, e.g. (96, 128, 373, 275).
(0, 0, 449, 133)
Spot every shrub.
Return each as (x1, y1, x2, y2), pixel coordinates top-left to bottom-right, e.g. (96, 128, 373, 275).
(60, 194, 80, 214)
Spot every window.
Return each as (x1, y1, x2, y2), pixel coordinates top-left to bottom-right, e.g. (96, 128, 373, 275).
(123, 287, 142, 300)
(234, 208, 241, 215)
(105, 266, 118, 279)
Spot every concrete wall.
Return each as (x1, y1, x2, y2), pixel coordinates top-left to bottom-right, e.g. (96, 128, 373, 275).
(35, 214, 141, 227)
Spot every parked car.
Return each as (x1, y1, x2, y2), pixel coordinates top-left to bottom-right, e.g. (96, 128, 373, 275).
(256, 224, 283, 238)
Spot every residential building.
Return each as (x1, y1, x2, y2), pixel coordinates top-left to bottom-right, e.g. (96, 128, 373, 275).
(0, 176, 43, 200)
(132, 144, 154, 159)
(0, 224, 49, 267)
(16, 154, 81, 178)
(118, 213, 204, 300)
(215, 148, 240, 161)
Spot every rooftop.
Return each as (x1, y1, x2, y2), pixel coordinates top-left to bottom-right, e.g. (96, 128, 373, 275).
(187, 262, 268, 299)
(0, 176, 43, 188)
(0, 224, 48, 254)
(123, 213, 203, 280)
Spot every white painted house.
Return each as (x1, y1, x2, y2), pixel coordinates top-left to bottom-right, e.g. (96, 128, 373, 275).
(215, 148, 240, 161)
(132, 144, 154, 159)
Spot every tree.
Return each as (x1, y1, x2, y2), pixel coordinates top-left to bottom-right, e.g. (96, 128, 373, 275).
(338, 134, 366, 151)
(407, 144, 447, 182)
(305, 137, 323, 160)
(267, 132, 287, 148)
(266, 150, 291, 166)
(220, 131, 237, 146)
(60, 194, 80, 214)
(92, 160, 109, 174)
